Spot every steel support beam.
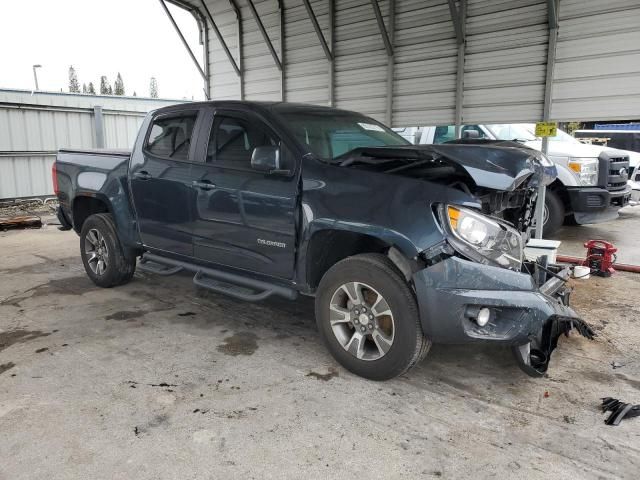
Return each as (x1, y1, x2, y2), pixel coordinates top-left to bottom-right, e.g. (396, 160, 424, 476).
(158, 0, 208, 82)
(93, 106, 105, 149)
(228, 0, 244, 99)
(279, 1, 286, 100)
(303, 0, 333, 62)
(246, 0, 283, 71)
(370, 0, 394, 57)
(534, 0, 560, 238)
(385, 0, 395, 126)
(447, 0, 465, 45)
(199, 0, 241, 77)
(449, 0, 466, 139)
(328, 0, 335, 106)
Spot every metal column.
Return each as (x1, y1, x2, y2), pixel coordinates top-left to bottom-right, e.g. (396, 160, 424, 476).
(534, 0, 559, 239)
(158, 0, 208, 84)
(302, 0, 334, 106)
(199, 0, 241, 77)
(228, 0, 244, 100)
(328, 0, 335, 106)
(386, 0, 395, 127)
(448, 0, 466, 139)
(93, 106, 105, 149)
(246, 0, 283, 71)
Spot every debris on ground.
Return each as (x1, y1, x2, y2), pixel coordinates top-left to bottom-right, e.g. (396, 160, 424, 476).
(611, 361, 625, 369)
(0, 215, 42, 230)
(601, 397, 640, 426)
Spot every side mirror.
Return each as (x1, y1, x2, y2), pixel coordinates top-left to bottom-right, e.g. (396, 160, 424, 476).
(251, 145, 290, 175)
(462, 129, 480, 139)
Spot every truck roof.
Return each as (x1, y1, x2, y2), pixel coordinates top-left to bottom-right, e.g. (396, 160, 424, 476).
(152, 100, 366, 118)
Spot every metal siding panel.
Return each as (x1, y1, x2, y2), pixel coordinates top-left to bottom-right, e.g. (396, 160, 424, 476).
(334, 0, 389, 118)
(463, 0, 547, 124)
(551, 1, 640, 120)
(0, 89, 178, 199)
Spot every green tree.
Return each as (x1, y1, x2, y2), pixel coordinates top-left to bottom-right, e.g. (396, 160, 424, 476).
(68, 66, 80, 93)
(87, 82, 96, 94)
(114, 72, 125, 96)
(82, 83, 87, 93)
(149, 77, 158, 98)
(100, 76, 109, 95)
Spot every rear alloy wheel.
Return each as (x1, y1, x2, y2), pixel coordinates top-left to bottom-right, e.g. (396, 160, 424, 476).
(80, 213, 136, 288)
(315, 253, 430, 381)
(84, 228, 109, 276)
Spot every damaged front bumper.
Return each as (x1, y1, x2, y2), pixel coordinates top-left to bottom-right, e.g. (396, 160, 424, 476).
(412, 256, 594, 377)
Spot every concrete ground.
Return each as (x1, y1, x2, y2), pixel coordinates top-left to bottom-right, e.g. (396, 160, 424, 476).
(1, 210, 640, 480)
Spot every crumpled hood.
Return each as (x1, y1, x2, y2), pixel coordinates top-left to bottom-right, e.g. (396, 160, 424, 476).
(418, 142, 556, 191)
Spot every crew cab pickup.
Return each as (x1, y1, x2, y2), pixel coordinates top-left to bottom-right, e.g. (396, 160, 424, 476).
(53, 101, 593, 380)
(396, 124, 633, 236)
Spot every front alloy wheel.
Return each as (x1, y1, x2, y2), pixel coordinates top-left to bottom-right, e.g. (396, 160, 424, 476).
(315, 253, 431, 381)
(329, 282, 395, 361)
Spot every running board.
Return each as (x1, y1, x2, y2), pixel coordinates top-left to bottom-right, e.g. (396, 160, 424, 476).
(141, 253, 298, 302)
(138, 258, 183, 276)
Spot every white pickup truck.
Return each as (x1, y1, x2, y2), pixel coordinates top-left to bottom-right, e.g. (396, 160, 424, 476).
(396, 124, 636, 236)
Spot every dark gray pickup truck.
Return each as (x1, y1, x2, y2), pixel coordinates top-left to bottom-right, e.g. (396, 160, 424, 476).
(53, 101, 593, 380)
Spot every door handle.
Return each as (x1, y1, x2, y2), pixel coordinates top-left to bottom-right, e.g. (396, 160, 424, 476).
(133, 171, 152, 180)
(192, 180, 215, 191)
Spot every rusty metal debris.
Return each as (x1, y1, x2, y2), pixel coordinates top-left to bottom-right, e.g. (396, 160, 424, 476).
(0, 215, 42, 230)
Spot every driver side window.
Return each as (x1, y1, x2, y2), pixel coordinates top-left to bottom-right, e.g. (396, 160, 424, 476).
(207, 116, 277, 169)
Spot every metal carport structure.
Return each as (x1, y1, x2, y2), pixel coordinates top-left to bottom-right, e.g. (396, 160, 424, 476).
(162, 0, 640, 234)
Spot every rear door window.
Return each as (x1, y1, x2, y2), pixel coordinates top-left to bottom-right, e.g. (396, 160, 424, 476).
(146, 112, 198, 161)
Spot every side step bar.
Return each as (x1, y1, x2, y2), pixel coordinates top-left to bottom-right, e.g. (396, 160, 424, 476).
(140, 253, 298, 302)
(138, 258, 183, 276)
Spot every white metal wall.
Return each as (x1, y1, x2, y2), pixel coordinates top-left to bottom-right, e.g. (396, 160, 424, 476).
(0, 89, 182, 199)
(191, 0, 640, 126)
(393, 0, 457, 126)
(551, 0, 640, 121)
(463, 0, 548, 123)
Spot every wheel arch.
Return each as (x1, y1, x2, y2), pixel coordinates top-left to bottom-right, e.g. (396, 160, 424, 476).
(303, 225, 420, 291)
(72, 194, 112, 233)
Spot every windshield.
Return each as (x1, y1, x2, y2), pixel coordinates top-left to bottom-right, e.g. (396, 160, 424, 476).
(488, 123, 581, 144)
(275, 110, 409, 161)
(486, 124, 537, 142)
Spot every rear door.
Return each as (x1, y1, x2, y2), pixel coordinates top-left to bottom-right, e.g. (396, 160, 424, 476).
(189, 108, 299, 279)
(129, 109, 202, 257)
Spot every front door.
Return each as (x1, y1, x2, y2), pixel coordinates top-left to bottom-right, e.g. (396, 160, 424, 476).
(129, 109, 201, 257)
(189, 109, 298, 279)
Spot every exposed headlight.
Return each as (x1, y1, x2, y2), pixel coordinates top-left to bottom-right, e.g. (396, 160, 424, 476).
(568, 157, 599, 186)
(439, 205, 523, 270)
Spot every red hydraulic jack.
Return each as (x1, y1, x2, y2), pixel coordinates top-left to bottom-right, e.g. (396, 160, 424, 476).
(582, 240, 617, 277)
(557, 240, 640, 275)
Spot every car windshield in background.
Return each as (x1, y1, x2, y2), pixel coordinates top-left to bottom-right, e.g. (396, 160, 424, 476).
(486, 124, 537, 142)
(275, 111, 409, 161)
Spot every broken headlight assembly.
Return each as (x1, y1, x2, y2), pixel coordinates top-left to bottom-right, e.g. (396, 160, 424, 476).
(437, 204, 523, 270)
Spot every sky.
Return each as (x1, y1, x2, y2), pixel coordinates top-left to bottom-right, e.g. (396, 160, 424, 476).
(0, 0, 206, 100)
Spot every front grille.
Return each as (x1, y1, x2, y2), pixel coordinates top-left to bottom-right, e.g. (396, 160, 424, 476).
(606, 156, 630, 192)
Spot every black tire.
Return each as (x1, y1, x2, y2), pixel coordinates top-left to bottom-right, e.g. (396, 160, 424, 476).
(542, 189, 565, 237)
(80, 213, 136, 288)
(315, 253, 431, 381)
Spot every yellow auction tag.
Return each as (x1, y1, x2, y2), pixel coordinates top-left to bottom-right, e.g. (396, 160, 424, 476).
(535, 121, 557, 137)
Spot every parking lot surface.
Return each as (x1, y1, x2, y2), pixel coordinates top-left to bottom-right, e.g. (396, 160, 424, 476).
(1, 210, 640, 479)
